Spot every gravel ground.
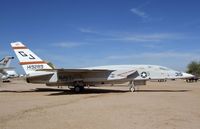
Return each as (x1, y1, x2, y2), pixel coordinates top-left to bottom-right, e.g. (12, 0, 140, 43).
(0, 78, 200, 129)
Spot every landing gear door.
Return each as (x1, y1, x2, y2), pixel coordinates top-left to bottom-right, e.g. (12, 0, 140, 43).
(49, 72, 58, 83)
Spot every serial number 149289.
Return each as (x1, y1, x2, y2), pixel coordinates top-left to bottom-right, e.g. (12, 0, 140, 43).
(26, 65, 44, 70)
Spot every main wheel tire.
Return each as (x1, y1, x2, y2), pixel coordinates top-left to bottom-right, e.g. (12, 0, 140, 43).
(74, 86, 81, 93)
(74, 86, 85, 93)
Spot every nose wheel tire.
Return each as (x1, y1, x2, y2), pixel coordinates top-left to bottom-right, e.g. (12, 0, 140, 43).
(130, 87, 135, 92)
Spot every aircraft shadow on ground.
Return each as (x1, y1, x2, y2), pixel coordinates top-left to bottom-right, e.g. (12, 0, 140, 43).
(0, 87, 129, 95)
(0, 87, 190, 96)
(46, 89, 190, 96)
(0, 88, 65, 93)
(47, 88, 129, 96)
(135, 89, 190, 92)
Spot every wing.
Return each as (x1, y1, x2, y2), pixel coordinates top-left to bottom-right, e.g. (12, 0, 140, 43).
(28, 68, 139, 85)
(27, 68, 114, 84)
(36, 68, 114, 73)
(36, 68, 138, 80)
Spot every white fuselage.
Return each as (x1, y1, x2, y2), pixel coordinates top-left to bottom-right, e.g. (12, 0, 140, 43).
(85, 65, 193, 81)
(26, 64, 193, 86)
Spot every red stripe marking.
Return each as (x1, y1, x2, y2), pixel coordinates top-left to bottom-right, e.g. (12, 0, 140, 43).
(12, 47, 27, 49)
(20, 61, 46, 65)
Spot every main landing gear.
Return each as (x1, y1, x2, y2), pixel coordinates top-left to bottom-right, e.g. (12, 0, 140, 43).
(74, 86, 85, 93)
(129, 81, 136, 92)
(69, 81, 85, 93)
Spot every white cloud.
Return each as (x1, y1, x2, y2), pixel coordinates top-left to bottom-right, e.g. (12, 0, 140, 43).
(79, 28, 98, 34)
(106, 51, 200, 71)
(78, 27, 184, 42)
(51, 42, 87, 48)
(130, 6, 163, 22)
(120, 34, 171, 42)
(142, 44, 161, 49)
(107, 51, 199, 60)
(102, 33, 181, 42)
(130, 8, 148, 18)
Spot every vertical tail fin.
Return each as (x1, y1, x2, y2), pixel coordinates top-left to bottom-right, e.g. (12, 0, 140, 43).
(11, 42, 53, 74)
(0, 56, 14, 67)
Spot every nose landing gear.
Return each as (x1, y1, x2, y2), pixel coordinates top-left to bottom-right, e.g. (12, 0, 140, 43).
(129, 81, 136, 92)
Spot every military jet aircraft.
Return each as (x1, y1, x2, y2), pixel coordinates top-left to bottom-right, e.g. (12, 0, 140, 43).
(0, 56, 15, 82)
(11, 42, 193, 92)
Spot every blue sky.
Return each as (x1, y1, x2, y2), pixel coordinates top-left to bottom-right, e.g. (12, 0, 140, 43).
(0, 0, 200, 74)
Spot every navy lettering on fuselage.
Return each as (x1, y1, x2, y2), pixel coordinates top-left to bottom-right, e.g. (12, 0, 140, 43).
(58, 75, 74, 82)
(176, 72, 183, 76)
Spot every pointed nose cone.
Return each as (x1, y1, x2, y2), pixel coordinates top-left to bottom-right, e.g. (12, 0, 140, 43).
(181, 72, 194, 79)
